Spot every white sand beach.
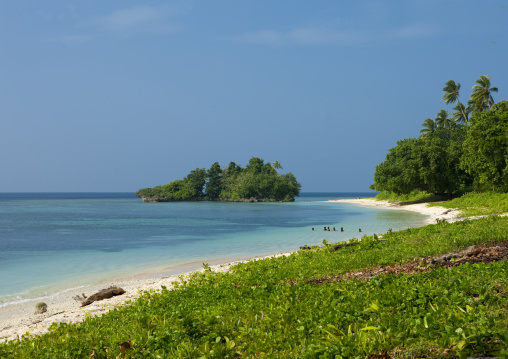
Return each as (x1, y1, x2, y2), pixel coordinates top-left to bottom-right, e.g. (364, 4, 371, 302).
(0, 255, 290, 342)
(328, 198, 464, 225)
(0, 199, 461, 342)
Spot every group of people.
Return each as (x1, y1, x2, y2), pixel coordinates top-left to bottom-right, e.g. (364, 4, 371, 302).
(312, 227, 362, 232)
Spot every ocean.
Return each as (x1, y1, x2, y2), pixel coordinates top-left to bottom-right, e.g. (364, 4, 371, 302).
(0, 192, 426, 306)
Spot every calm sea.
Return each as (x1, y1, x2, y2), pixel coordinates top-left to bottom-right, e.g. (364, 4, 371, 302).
(0, 192, 426, 306)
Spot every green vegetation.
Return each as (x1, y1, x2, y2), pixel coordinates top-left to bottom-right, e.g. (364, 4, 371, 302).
(371, 75, 508, 196)
(461, 101, 508, 192)
(136, 157, 301, 202)
(430, 192, 508, 217)
(2, 217, 508, 358)
(374, 190, 447, 204)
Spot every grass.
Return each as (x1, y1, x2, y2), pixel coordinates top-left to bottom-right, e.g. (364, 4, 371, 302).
(1, 217, 508, 358)
(430, 192, 508, 216)
(374, 191, 447, 204)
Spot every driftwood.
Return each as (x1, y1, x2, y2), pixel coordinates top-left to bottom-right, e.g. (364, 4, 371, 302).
(73, 286, 125, 307)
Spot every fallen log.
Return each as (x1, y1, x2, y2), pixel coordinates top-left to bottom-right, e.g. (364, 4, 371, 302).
(73, 286, 126, 307)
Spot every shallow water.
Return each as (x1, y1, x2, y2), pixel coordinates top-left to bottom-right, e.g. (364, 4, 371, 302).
(0, 192, 426, 305)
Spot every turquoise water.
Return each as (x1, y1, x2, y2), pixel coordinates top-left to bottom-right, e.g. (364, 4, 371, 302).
(0, 192, 426, 305)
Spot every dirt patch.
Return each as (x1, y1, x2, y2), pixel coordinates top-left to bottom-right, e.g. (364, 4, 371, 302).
(306, 242, 508, 285)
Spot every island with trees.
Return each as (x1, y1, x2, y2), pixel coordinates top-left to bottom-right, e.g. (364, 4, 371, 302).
(136, 157, 301, 202)
(370, 75, 508, 196)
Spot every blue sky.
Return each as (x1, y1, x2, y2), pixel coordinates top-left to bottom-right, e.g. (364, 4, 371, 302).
(1, 1, 507, 192)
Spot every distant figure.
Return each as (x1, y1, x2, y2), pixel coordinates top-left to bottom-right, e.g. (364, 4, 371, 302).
(327, 227, 330, 231)
(359, 228, 362, 233)
(324, 226, 327, 231)
(333, 227, 336, 231)
(312, 228, 314, 231)
(341, 227, 344, 232)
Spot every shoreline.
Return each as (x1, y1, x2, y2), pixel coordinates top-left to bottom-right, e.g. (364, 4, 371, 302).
(0, 198, 459, 342)
(328, 198, 464, 225)
(0, 252, 292, 342)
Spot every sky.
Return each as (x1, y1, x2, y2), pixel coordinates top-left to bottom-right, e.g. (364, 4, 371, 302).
(1, 1, 507, 193)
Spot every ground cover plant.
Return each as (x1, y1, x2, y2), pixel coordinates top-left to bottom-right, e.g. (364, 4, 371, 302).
(1, 217, 508, 358)
(429, 191, 508, 217)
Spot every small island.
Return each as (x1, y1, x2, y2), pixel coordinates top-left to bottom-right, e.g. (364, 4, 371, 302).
(136, 157, 301, 202)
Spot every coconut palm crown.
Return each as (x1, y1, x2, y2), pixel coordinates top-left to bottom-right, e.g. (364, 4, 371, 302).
(442, 80, 461, 105)
(469, 75, 498, 112)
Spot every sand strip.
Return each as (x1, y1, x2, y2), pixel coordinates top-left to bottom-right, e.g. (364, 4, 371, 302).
(328, 198, 464, 225)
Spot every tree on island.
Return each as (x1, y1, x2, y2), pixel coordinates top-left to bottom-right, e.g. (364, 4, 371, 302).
(205, 162, 222, 199)
(273, 160, 283, 174)
(136, 157, 301, 202)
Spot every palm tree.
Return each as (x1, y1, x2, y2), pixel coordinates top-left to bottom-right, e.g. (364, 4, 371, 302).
(470, 75, 498, 112)
(435, 109, 454, 129)
(273, 161, 283, 174)
(420, 118, 436, 136)
(442, 80, 461, 105)
(442, 79, 469, 125)
(452, 102, 469, 125)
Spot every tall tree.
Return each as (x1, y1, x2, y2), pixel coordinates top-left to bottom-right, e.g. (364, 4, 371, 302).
(272, 160, 283, 174)
(246, 157, 264, 174)
(420, 118, 436, 137)
(452, 102, 470, 125)
(435, 109, 454, 129)
(442, 79, 469, 123)
(442, 80, 461, 105)
(184, 168, 207, 198)
(461, 101, 508, 191)
(371, 138, 426, 194)
(205, 162, 222, 199)
(470, 75, 498, 112)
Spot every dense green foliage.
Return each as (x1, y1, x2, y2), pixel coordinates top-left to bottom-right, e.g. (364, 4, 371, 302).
(461, 101, 508, 192)
(371, 76, 508, 196)
(430, 192, 508, 217)
(2, 217, 508, 358)
(371, 127, 471, 195)
(136, 157, 301, 201)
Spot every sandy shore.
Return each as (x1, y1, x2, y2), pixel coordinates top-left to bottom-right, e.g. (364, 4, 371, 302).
(0, 254, 291, 342)
(329, 198, 464, 225)
(0, 198, 461, 342)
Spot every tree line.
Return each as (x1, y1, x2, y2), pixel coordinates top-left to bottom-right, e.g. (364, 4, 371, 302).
(371, 75, 508, 195)
(136, 157, 301, 201)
